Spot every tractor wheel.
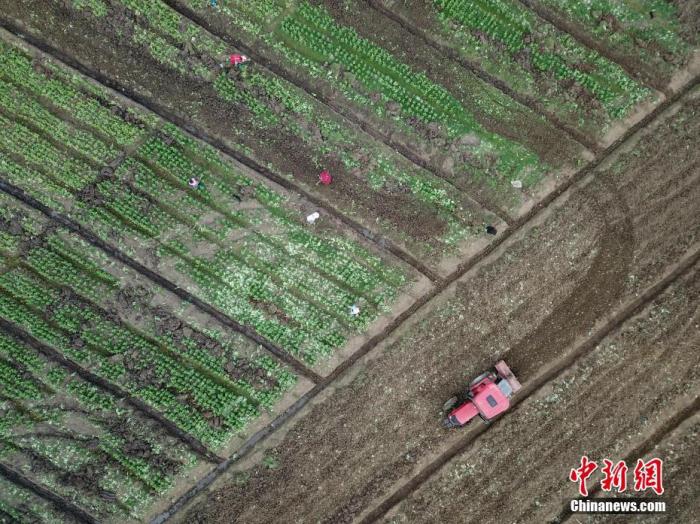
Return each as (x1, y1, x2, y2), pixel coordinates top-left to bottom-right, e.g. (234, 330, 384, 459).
(442, 417, 458, 429)
(469, 371, 492, 387)
(442, 396, 458, 412)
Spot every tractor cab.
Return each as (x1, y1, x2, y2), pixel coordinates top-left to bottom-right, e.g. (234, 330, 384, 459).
(443, 360, 521, 428)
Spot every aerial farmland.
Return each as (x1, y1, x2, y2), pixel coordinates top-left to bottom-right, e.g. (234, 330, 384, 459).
(0, 1, 698, 523)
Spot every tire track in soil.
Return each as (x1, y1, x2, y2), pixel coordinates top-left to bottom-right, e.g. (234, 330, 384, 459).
(0, 177, 323, 385)
(0, 20, 440, 283)
(149, 72, 699, 524)
(502, 175, 634, 375)
(1, 20, 698, 524)
(557, 396, 700, 524)
(0, 316, 224, 464)
(161, 0, 515, 225)
(0, 461, 98, 524)
(366, 0, 600, 152)
(382, 268, 699, 524)
(358, 247, 700, 524)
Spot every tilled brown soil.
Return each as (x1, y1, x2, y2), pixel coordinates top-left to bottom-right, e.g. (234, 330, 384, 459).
(585, 411, 700, 524)
(183, 85, 700, 524)
(385, 267, 699, 523)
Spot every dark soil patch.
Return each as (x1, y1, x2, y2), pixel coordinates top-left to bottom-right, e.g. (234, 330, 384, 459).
(0, 214, 26, 236)
(671, 0, 700, 47)
(200, 101, 448, 244)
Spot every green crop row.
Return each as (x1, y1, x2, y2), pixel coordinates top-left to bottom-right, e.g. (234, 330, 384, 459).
(0, 115, 96, 191)
(435, 0, 649, 119)
(538, 0, 691, 64)
(0, 330, 195, 520)
(0, 45, 146, 147)
(0, 79, 120, 165)
(0, 38, 412, 363)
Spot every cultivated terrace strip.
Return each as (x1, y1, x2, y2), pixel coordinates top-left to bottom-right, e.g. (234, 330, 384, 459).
(0, 35, 413, 366)
(168, 0, 587, 221)
(374, 0, 657, 142)
(0, 2, 499, 271)
(524, 0, 699, 91)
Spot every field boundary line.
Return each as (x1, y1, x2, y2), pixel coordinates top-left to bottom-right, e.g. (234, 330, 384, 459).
(0, 22, 439, 283)
(0, 316, 224, 463)
(0, 461, 98, 524)
(443, 75, 698, 281)
(149, 63, 700, 524)
(161, 0, 514, 225)
(358, 247, 700, 523)
(0, 176, 324, 385)
(366, 0, 600, 152)
(559, 396, 700, 523)
(518, 0, 670, 95)
(1, 20, 698, 524)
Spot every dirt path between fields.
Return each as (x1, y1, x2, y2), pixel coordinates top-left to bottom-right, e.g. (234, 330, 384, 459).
(179, 84, 700, 524)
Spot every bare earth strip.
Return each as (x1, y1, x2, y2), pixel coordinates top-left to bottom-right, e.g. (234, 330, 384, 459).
(384, 265, 699, 523)
(578, 410, 700, 524)
(179, 83, 700, 523)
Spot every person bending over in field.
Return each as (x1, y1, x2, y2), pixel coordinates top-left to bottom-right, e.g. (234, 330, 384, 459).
(188, 177, 205, 190)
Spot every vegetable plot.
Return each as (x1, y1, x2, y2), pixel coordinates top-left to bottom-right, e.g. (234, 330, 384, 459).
(0, 329, 195, 520)
(535, 0, 697, 87)
(0, 193, 296, 451)
(58, 0, 494, 263)
(374, 0, 651, 139)
(0, 38, 410, 365)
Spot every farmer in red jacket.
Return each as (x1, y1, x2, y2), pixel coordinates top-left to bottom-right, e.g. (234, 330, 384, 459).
(229, 54, 249, 68)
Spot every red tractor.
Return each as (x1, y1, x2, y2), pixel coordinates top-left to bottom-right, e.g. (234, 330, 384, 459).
(442, 360, 522, 428)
